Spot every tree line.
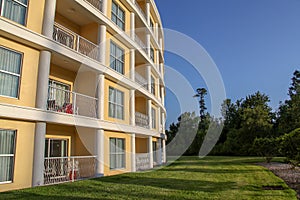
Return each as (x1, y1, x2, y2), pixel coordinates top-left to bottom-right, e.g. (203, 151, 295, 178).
(166, 70, 300, 163)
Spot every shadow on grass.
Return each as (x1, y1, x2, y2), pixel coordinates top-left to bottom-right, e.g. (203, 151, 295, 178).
(95, 175, 237, 193)
(158, 167, 262, 174)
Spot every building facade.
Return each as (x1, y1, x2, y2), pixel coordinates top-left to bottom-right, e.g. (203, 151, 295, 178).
(0, 0, 166, 191)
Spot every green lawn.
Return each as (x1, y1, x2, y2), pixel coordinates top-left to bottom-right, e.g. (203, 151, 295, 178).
(0, 157, 297, 200)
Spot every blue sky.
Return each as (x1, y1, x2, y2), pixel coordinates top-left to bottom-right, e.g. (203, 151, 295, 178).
(155, 0, 300, 127)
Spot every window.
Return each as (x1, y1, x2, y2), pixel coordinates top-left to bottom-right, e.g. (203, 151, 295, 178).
(109, 138, 125, 169)
(0, 129, 16, 183)
(151, 107, 156, 129)
(109, 87, 124, 120)
(150, 18, 154, 32)
(0, 47, 22, 98)
(111, 1, 125, 30)
(0, 0, 28, 25)
(110, 42, 125, 74)
(48, 79, 71, 110)
(151, 76, 155, 95)
(152, 141, 157, 163)
(44, 138, 68, 158)
(150, 47, 155, 62)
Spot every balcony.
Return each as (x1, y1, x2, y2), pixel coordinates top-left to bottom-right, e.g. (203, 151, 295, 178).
(134, 1, 146, 22)
(44, 156, 96, 185)
(53, 23, 99, 61)
(136, 153, 151, 171)
(135, 72, 147, 89)
(135, 112, 149, 128)
(47, 85, 98, 118)
(134, 33, 147, 54)
(84, 0, 102, 12)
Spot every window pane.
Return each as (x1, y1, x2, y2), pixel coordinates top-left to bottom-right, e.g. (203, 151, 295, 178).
(0, 156, 14, 182)
(111, 2, 117, 14)
(2, 0, 27, 25)
(109, 102, 115, 118)
(0, 129, 16, 183)
(0, 72, 19, 97)
(0, 47, 22, 74)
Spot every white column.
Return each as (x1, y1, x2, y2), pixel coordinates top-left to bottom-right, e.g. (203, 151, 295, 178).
(148, 99, 152, 129)
(146, 34, 151, 57)
(161, 87, 165, 106)
(162, 139, 166, 163)
(162, 112, 165, 132)
(101, 0, 108, 14)
(95, 129, 104, 176)
(42, 0, 57, 38)
(98, 25, 107, 65)
(146, 65, 151, 92)
(157, 138, 162, 165)
(148, 136, 153, 168)
(158, 107, 161, 132)
(130, 49, 135, 81)
(131, 133, 136, 172)
(130, 89, 135, 126)
(130, 12, 135, 40)
(159, 63, 163, 75)
(154, 23, 158, 41)
(146, 2, 151, 26)
(96, 74, 105, 120)
(32, 122, 46, 186)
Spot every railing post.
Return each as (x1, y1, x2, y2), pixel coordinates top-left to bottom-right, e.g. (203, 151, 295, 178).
(72, 157, 75, 182)
(73, 92, 77, 115)
(76, 36, 80, 52)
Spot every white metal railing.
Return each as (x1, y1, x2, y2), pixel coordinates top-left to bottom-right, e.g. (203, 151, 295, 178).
(53, 23, 99, 61)
(135, 72, 147, 89)
(135, 112, 149, 128)
(134, 33, 147, 53)
(134, 1, 146, 21)
(44, 156, 96, 185)
(47, 85, 98, 118)
(136, 153, 150, 171)
(84, 0, 102, 12)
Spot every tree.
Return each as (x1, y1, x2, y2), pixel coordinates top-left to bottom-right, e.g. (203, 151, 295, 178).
(277, 70, 300, 134)
(193, 88, 207, 122)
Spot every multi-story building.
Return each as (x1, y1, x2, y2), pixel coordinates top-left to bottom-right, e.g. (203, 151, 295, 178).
(0, 0, 166, 191)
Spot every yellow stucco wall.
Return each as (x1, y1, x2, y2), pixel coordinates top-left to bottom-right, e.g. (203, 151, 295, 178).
(0, 119, 35, 192)
(0, 0, 45, 33)
(135, 137, 148, 153)
(104, 131, 132, 176)
(0, 38, 39, 107)
(106, 32, 130, 77)
(135, 96, 146, 114)
(104, 78, 130, 125)
(107, 0, 131, 32)
(55, 13, 80, 34)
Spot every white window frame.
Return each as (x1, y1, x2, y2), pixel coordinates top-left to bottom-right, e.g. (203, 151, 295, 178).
(151, 107, 156, 129)
(0, 0, 29, 26)
(151, 76, 156, 95)
(0, 46, 23, 99)
(150, 46, 155, 62)
(0, 129, 16, 184)
(109, 87, 124, 120)
(109, 138, 125, 170)
(111, 1, 125, 30)
(110, 41, 125, 74)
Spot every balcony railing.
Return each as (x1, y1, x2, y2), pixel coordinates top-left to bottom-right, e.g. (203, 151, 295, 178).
(47, 85, 98, 118)
(135, 112, 149, 128)
(136, 153, 150, 171)
(134, 33, 147, 53)
(84, 0, 102, 12)
(134, 1, 146, 22)
(44, 156, 96, 185)
(53, 23, 99, 61)
(135, 72, 147, 89)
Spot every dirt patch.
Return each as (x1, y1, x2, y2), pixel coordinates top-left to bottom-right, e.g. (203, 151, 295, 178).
(257, 162, 300, 199)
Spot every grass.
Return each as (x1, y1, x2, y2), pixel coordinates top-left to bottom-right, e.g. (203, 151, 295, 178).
(0, 156, 297, 200)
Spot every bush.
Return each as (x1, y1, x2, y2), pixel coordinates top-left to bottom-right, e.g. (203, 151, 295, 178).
(252, 137, 278, 163)
(277, 128, 300, 163)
